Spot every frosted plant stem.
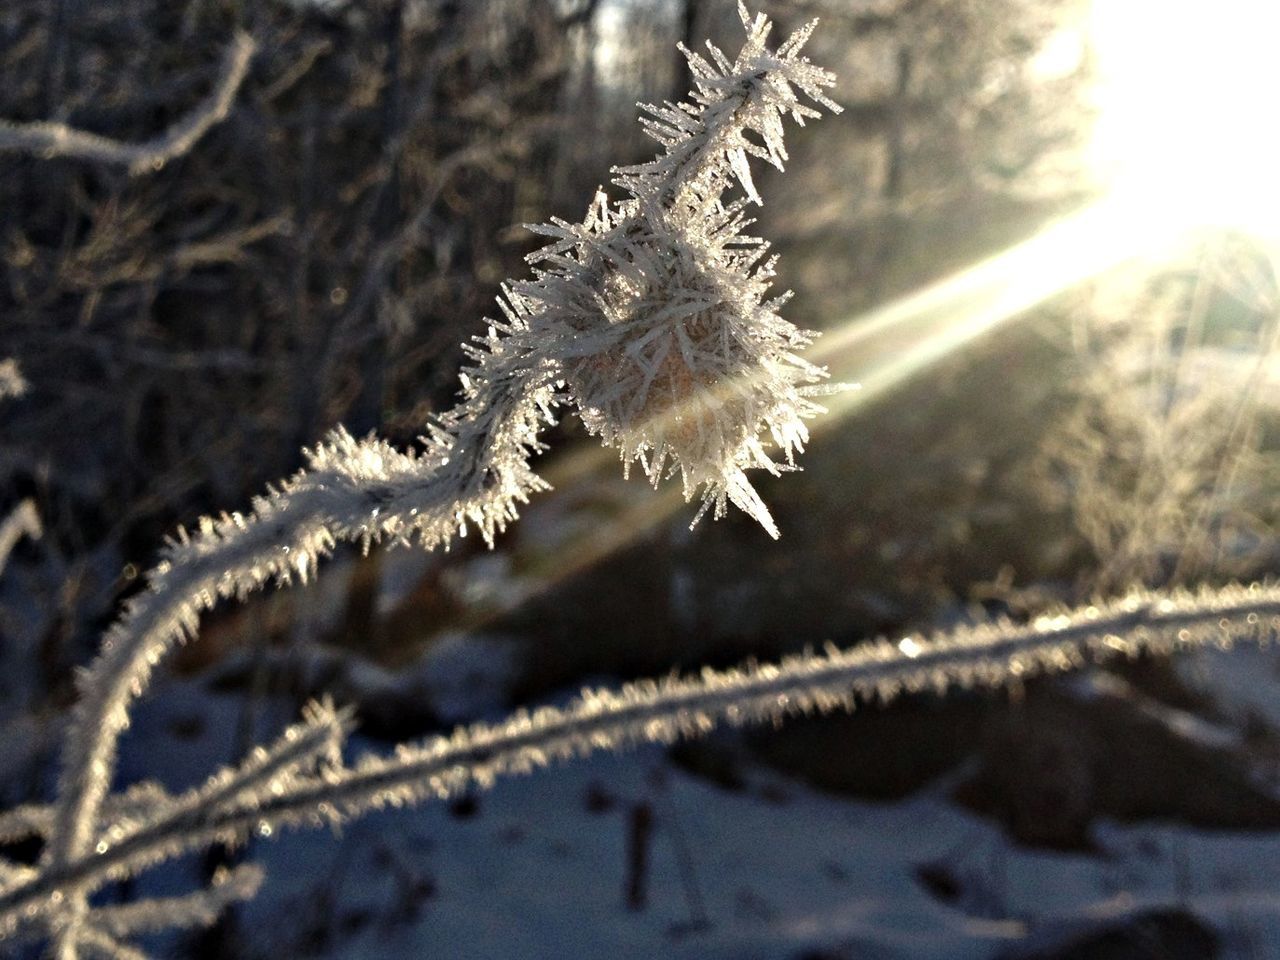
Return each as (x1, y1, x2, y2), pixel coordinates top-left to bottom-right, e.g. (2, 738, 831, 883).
(50, 395, 528, 829)
(44, 2, 844, 909)
(20, 9, 846, 953)
(140, 583, 1280, 825)
(5, 582, 1277, 936)
(87, 864, 264, 938)
(43, 376, 545, 958)
(74, 925, 149, 960)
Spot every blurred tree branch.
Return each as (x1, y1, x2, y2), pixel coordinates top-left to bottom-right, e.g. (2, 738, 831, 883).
(0, 31, 254, 175)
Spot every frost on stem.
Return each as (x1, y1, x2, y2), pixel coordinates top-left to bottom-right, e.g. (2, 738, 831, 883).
(23, 9, 839, 958)
(3, 582, 1280, 952)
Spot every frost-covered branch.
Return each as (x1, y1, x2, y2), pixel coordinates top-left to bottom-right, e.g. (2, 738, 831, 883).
(0, 703, 348, 935)
(87, 864, 264, 939)
(7, 865, 262, 958)
(44, 4, 837, 930)
(11, 8, 847, 956)
(67, 925, 148, 960)
(0, 32, 255, 175)
(44, 378, 552, 895)
(4, 581, 1279, 945)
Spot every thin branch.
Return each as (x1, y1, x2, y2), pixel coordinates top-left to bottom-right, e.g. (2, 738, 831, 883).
(88, 864, 264, 938)
(0, 32, 256, 176)
(71, 925, 149, 960)
(3, 582, 1277, 936)
(43, 381, 549, 886)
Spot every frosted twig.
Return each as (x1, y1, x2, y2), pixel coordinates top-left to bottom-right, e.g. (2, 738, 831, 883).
(44, 7, 838, 927)
(0, 863, 34, 897)
(44, 382, 549, 886)
(122, 582, 1280, 832)
(3, 582, 1277, 938)
(71, 926, 149, 960)
(0, 32, 255, 176)
(18, 9, 844, 956)
(0, 704, 349, 936)
(88, 864, 264, 938)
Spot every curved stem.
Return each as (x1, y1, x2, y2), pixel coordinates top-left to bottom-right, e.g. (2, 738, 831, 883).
(46, 373, 545, 879)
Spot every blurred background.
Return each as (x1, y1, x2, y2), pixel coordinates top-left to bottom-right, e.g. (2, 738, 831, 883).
(3, 0, 1280, 957)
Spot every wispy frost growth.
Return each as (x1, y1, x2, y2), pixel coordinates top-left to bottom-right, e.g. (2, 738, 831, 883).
(3, 582, 1279, 952)
(80, 863, 264, 939)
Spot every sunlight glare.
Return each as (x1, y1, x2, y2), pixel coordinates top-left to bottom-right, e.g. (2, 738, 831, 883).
(1090, 0, 1280, 236)
(813, 198, 1173, 419)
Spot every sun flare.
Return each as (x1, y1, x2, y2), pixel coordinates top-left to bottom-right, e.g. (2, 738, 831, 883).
(1090, 0, 1280, 237)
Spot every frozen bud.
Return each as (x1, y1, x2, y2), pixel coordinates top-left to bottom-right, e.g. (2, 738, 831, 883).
(502, 7, 839, 536)
(525, 197, 825, 537)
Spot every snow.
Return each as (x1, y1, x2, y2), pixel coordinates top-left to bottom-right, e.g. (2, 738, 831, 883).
(1179, 644, 1280, 732)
